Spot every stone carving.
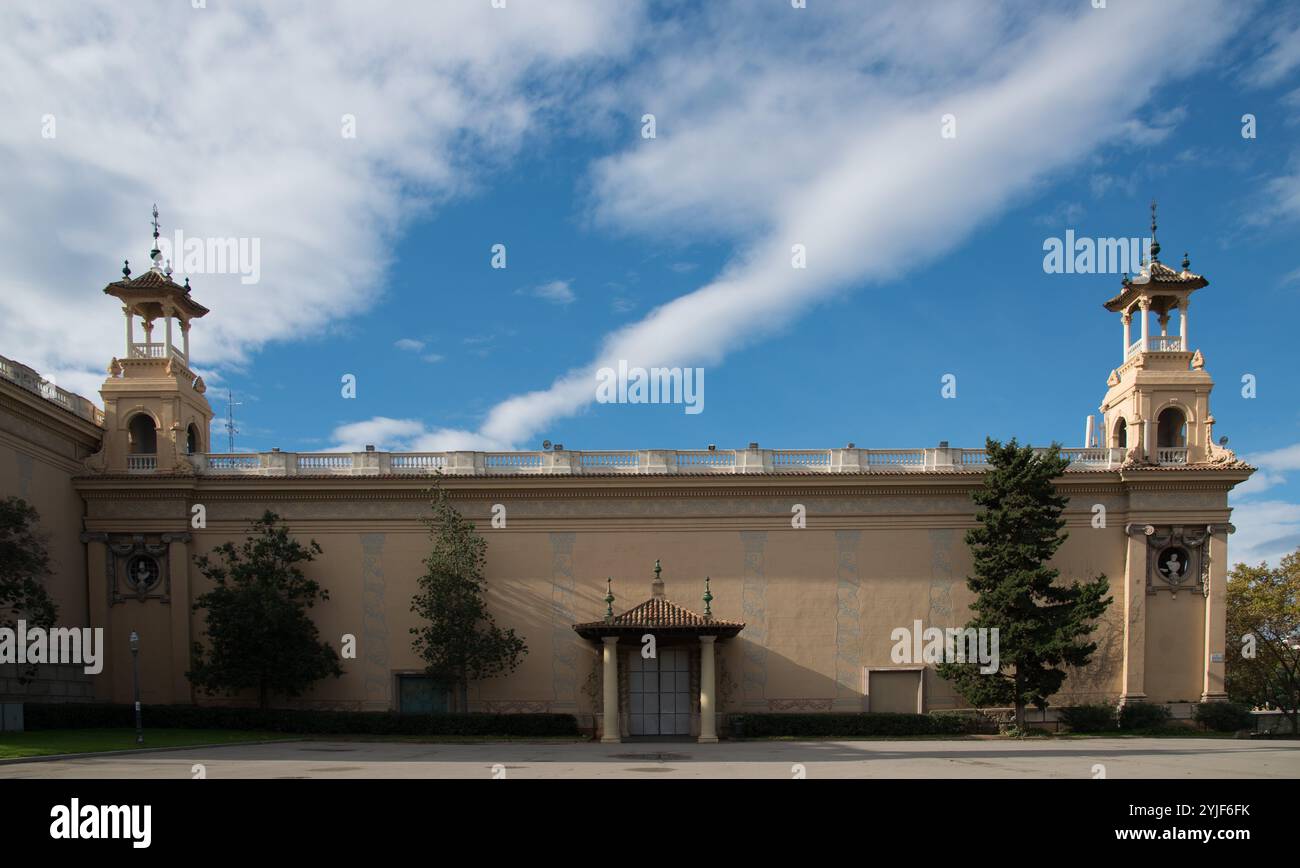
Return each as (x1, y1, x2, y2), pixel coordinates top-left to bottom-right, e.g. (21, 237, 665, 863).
(1143, 525, 1212, 597)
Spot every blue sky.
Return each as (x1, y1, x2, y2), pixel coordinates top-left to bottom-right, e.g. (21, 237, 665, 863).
(2, 0, 1299, 565)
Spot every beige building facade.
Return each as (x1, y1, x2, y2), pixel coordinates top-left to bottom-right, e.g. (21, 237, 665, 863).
(0, 229, 1253, 740)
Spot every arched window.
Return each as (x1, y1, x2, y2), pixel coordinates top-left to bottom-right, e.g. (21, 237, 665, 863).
(1157, 407, 1187, 448)
(186, 423, 201, 454)
(1113, 418, 1127, 448)
(127, 413, 157, 454)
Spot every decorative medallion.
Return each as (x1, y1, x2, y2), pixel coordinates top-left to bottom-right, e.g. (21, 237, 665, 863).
(1135, 524, 1214, 597)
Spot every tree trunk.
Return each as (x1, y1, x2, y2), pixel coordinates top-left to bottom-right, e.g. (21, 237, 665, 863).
(1014, 670, 1026, 730)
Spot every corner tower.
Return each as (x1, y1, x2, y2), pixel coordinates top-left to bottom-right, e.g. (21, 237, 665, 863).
(86, 206, 212, 474)
(1099, 204, 1234, 467)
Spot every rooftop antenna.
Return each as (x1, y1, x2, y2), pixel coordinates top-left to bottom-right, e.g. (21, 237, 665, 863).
(225, 389, 241, 452)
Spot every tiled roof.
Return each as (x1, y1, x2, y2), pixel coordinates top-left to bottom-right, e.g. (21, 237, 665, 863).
(574, 596, 744, 638)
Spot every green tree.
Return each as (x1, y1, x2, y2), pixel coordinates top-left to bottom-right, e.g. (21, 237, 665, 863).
(937, 439, 1112, 729)
(0, 496, 58, 630)
(1226, 550, 1300, 733)
(410, 482, 526, 712)
(189, 511, 341, 709)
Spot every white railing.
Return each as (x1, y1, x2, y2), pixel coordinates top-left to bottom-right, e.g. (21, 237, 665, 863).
(675, 450, 736, 468)
(0, 353, 103, 425)
(771, 450, 832, 469)
(485, 452, 543, 470)
(127, 455, 157, 472)
(1127, 336, 1184, 356)
(864, 449, 925, 467)
(206, 455, 259, 471)
(181, 445, 1152, 476)
(128, 342, 187, 364)
(579, 451, 640, 470)
(1156, 447, 1188, 465)
(297, 454, 353, 471)
(391, 454, 446, 471)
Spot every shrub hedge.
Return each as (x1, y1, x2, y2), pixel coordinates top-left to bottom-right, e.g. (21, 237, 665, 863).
(21, 703, 580, 737)
(1118, 702, 1172, 730)
(728, 712, 981, 737)
(1058, 704, 1117, 733)
(1193, 701, 1254, 732)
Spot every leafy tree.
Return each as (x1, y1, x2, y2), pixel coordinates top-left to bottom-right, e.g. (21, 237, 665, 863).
(937, 439, 1112, 729)
(0, 496, 58, 630)
(410, 482, 526, 712)
(189, 511, 341, 709)
(1226, 550, 1300, 733)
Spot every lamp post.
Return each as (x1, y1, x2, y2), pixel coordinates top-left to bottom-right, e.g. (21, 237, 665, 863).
(129, 631, 143, 745)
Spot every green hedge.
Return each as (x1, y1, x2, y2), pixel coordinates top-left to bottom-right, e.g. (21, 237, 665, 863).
(728, 712, 982, 737)
(1193, 701, 1254, 732)
(1118, 702, 1172, 730)
(21, 703, 580, 737)
(1058, 704, 1117, 733)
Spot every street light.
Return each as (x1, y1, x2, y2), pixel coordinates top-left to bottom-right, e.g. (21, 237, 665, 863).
(129, 631, 142, 745)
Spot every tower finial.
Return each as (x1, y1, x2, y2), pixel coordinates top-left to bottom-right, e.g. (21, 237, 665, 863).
(150, 204, 162, 269)
(122, 259, 131, 279)
(1181, 251, 1190, 271)
(1149, 199, 1161, 262)
(651, 559, 664, 598)
(703, 575, 713, 619)
(604, 577, 615, 622)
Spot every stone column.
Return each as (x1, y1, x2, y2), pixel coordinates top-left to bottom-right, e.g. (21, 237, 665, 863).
(1120, 525, 1149, 703)
(80, 533, 113, 701)
(181, 320, 191, 361)
(123, 307, 134, 353)
(163, 305, 174, 357)
(1138, 298, 1150, 351)
(699, 635, 718, 743)
(163, 533, 193, 704)
(1180, 299, 1189, 351)
(601, 636, 620, 743)
(1202, 525, 1230, 702)
(1122, 311, 1131, 360)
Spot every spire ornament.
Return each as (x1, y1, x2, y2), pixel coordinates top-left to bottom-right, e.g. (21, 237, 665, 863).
(1149, 199, 1161, 262)
(604, 577, 615, 622)
(150, 204, 163, 270)
(703, 575, 713, 619)
(651, 559, 664, 598)
(122, 259, 131, 279)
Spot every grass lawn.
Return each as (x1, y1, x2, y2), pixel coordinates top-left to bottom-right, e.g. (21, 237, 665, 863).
(0, 729, 294, 760)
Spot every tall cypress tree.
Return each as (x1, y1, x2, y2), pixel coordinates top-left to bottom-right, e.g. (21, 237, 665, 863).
(937, 438, 1112, 730)
(410, 482, 526, 712)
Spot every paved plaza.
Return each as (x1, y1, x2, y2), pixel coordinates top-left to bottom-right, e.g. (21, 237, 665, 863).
(2, 737, 1296, 779)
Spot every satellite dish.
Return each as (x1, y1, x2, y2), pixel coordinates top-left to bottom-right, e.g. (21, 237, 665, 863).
(542, 440, 552, 450)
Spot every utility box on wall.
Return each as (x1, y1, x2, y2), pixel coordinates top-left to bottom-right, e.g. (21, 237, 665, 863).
(0, 703, 23, 732)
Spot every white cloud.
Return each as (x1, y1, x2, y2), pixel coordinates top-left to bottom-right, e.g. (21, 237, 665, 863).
(1229, 500, 1300, 568)
(1242, 18, 1300, 87)
(394, 339, 426, 352)
(0, 1, 641, 393)
(524, 280, 576, 305)
(380, 0, 1245, 450)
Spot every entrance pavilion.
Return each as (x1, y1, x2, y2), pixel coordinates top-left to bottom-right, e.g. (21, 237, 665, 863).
(573, 561, 744, 743)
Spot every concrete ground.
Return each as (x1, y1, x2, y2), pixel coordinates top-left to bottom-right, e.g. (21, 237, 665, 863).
(1, 737, 1297, 778)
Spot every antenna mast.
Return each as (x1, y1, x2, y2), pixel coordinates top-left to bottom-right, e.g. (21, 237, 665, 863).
(225, 389, 241, 452)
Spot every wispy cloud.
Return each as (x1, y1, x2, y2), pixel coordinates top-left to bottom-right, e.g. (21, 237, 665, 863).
(0, 1, 641, 391)
(343, 0, 1246, 450)
(522, 279, 576, 305)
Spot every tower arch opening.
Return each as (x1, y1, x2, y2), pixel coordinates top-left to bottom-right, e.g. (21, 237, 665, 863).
(127, 413, 157, 454)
